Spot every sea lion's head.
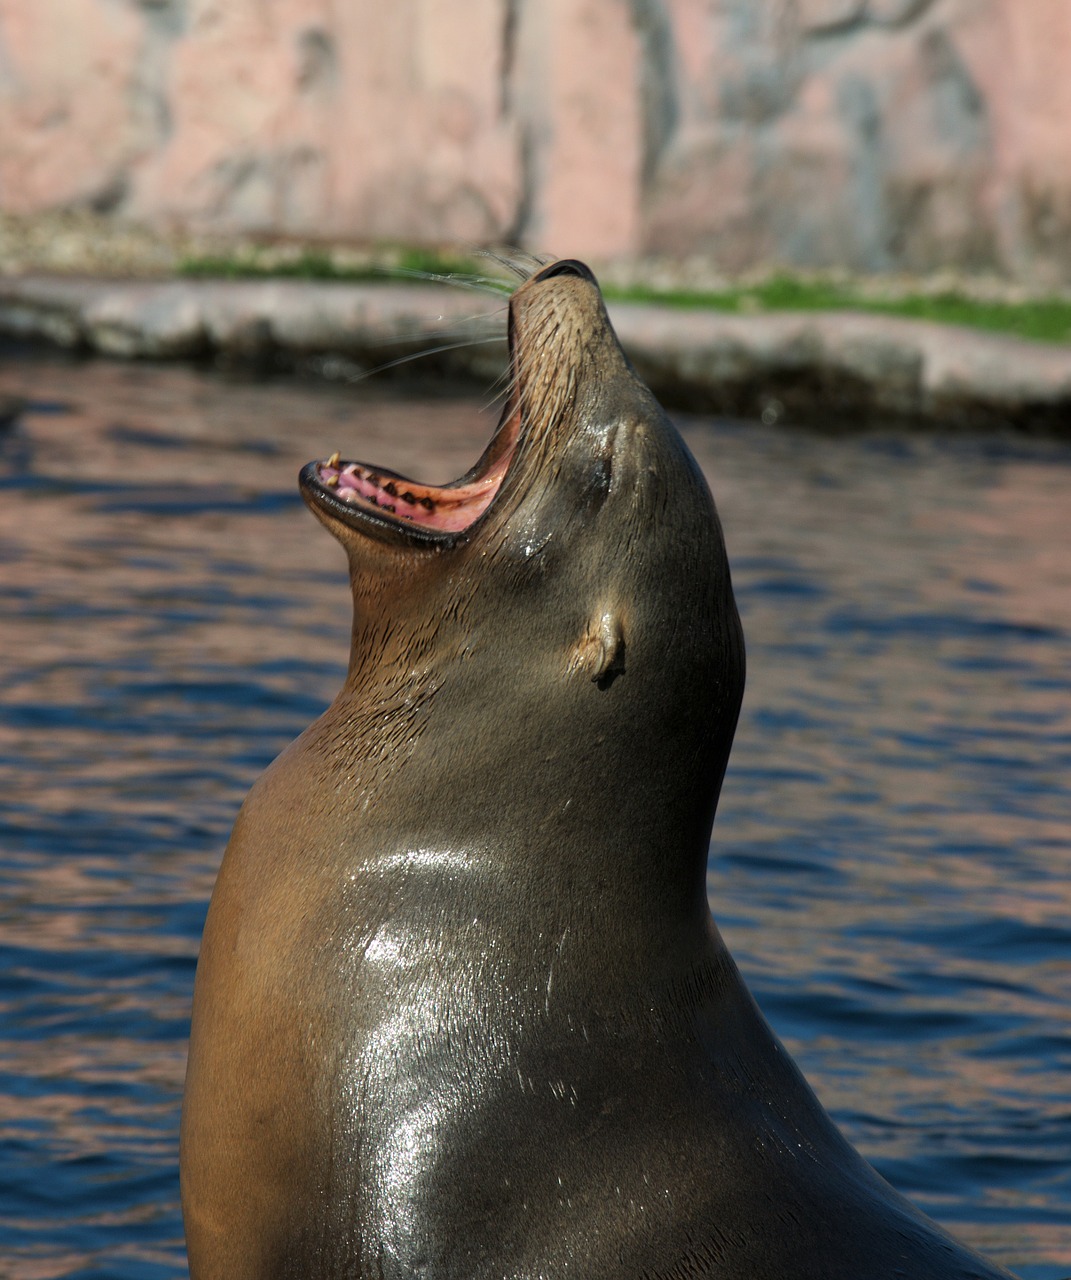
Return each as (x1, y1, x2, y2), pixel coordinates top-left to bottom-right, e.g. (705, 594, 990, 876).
(298, 259, 744, 906)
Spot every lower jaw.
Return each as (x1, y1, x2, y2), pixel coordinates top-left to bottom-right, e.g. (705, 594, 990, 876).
(309, 397, 522, 537)
(315, 449, 511, 534)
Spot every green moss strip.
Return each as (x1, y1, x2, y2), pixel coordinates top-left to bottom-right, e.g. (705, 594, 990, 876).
(602, 278, 1071, 345)
(177, 247, 488, 284)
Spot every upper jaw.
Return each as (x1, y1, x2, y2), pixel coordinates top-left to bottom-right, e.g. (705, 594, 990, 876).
(299, 386, 523, 547)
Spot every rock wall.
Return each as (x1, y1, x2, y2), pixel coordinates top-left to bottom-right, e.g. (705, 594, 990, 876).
(1, 0, 1070, 283)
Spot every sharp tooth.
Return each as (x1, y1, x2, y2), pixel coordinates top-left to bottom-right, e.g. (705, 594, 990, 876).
(327, 450, 341, 468)
(326, 474, 339, 487)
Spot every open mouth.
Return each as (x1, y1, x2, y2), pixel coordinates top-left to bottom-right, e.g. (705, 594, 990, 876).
(298, 258, 595, 543)
(300, 387, 522, 543)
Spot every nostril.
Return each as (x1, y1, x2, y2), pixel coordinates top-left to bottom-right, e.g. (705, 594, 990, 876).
(533, 259, 598, 285)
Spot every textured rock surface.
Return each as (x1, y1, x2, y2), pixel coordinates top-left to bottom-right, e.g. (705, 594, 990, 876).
(3, 274, 1070, 432)
(1, 0, 1071, 281)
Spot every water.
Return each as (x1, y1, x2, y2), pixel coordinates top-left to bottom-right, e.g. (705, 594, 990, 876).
(1, 349, 1068, 1278)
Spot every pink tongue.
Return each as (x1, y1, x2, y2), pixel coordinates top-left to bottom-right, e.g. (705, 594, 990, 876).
(319, 455, 510, 532)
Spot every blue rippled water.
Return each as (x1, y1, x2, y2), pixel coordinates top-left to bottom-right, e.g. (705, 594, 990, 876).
(1, 351, 1069, 1278)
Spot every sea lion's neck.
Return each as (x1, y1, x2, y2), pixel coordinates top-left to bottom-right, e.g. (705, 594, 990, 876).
(308, 659, 734, 958)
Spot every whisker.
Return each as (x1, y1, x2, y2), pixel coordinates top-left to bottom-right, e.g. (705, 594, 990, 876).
(351, 301, 509, 347)
(475, 249, 534, 281)
(509, 249, 555, 271)
(344, 335, 507, 384)
(381, 265, 514, 297)
(396, 301, 510, 335)
(480, 368, 517, 416)
(485, 336, 522, 393)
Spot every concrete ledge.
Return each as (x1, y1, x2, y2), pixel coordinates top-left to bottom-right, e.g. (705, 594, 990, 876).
(613, 305, 1071, 433)
(2, 275, 1070, 433)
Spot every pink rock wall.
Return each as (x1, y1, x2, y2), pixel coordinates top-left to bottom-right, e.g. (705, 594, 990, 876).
(1, 0, 1070, 282)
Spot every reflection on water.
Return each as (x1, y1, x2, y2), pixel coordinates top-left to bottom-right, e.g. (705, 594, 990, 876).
(1, 350, 1069, 1279)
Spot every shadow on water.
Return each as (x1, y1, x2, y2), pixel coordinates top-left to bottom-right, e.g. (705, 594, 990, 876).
(1, 350, 1069, 1278)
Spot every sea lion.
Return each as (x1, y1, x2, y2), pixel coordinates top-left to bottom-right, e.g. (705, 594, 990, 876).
(181, 258, 1020, 1279)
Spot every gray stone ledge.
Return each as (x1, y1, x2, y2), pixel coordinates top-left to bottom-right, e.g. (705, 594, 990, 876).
(2, 275, 1070, 433)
